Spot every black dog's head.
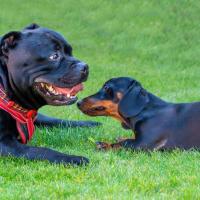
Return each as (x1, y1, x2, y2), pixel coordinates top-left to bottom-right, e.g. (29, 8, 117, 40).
(77, 77, 149, 127)
(0, 23, 88, 108)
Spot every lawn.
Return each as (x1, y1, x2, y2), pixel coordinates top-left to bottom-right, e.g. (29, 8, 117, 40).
(0, 0, 200, 199)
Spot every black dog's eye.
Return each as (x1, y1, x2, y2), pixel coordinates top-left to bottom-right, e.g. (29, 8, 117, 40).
(64, 45, 73, 56)
(49, 53, 60, 61)
(104, 86, 114, 97)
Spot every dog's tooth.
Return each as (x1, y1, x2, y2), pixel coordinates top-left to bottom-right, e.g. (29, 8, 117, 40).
(45, 84, 49, 89)
(41, 83, 44, 87)
(53, 90, 59, 95)
(49, 87, 53, 92)
(67, 94, 70, 98)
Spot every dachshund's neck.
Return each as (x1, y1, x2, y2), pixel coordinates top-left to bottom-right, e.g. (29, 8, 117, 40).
(124, 92, 169, 131)
(147, 92, 168, 107)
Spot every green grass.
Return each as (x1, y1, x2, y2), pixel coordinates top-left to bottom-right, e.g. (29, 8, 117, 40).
(1, 0, 200, 199)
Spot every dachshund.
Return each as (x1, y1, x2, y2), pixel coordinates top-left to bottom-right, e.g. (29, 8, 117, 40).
(77, 77, 200, 151)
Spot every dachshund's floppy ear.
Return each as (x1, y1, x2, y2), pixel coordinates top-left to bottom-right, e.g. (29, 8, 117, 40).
(121, 122, 131, 130)
(0, 31, 21, 57)
(119, 82, 149, 118)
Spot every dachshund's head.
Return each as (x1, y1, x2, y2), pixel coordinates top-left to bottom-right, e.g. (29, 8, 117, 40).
(77, 77, 149, 128)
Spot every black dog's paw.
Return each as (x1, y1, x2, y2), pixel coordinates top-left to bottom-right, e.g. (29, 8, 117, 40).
(79, 121, 102, 127)
(96, 141, 111, 151)
(68, 120, 102, 128)
(66, 156, 89, 166)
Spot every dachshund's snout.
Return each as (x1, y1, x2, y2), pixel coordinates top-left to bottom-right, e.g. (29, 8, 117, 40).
(77, 100, 83, 109)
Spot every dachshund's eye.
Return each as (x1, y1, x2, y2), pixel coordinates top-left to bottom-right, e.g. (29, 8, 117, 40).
(49, 53, 60, 61)
(104, 86, 114, 97)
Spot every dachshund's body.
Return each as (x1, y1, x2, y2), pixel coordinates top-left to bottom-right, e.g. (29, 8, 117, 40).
(126, 101, 200, 150)
(78, 77, 200, 151)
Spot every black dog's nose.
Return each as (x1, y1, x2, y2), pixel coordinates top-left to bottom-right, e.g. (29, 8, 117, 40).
(77, 63, 88, 75)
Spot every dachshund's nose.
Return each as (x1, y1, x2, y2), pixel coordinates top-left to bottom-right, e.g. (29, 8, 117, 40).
(77, 100, 82, 108)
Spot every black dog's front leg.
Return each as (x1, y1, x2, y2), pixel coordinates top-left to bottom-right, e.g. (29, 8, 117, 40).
(0, 136, 89, 166)
(35, 113, 101, 128)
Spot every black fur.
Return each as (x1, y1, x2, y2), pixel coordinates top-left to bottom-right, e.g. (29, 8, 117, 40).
(78, 77, 200, 151)
(0, 24, 100, 166)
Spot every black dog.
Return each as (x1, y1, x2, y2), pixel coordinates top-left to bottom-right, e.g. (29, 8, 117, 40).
(0, 24, 99, 165)
(78, 77, 200, 151)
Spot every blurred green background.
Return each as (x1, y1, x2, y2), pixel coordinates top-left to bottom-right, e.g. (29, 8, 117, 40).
(0, 0, 200, 199)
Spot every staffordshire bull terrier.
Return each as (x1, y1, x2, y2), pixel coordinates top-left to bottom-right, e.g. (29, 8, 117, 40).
(0, 23, 98, 165)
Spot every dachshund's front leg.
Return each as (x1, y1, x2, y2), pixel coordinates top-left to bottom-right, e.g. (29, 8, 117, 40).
(96, 139, 146, 151)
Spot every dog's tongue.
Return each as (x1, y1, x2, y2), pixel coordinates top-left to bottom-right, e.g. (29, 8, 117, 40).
(54, 83, 83, 96)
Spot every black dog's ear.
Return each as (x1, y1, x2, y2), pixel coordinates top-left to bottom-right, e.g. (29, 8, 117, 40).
(23, 23, 40, 30)
(0, 31, 21, 56)
(119, 83, 149, 118)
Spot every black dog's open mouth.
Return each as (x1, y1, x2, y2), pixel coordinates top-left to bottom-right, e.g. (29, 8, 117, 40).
(34, 82, 84, 105)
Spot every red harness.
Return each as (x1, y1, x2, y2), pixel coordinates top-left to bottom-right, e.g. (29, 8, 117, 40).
(0, 84, 37, 144)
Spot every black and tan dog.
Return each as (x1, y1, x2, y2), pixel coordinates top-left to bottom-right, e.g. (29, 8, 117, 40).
(78, 77, 200, 151)
(0, 24, 99, 166)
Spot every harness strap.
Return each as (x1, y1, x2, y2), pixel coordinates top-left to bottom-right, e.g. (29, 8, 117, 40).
(0, 85, 37, 144)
